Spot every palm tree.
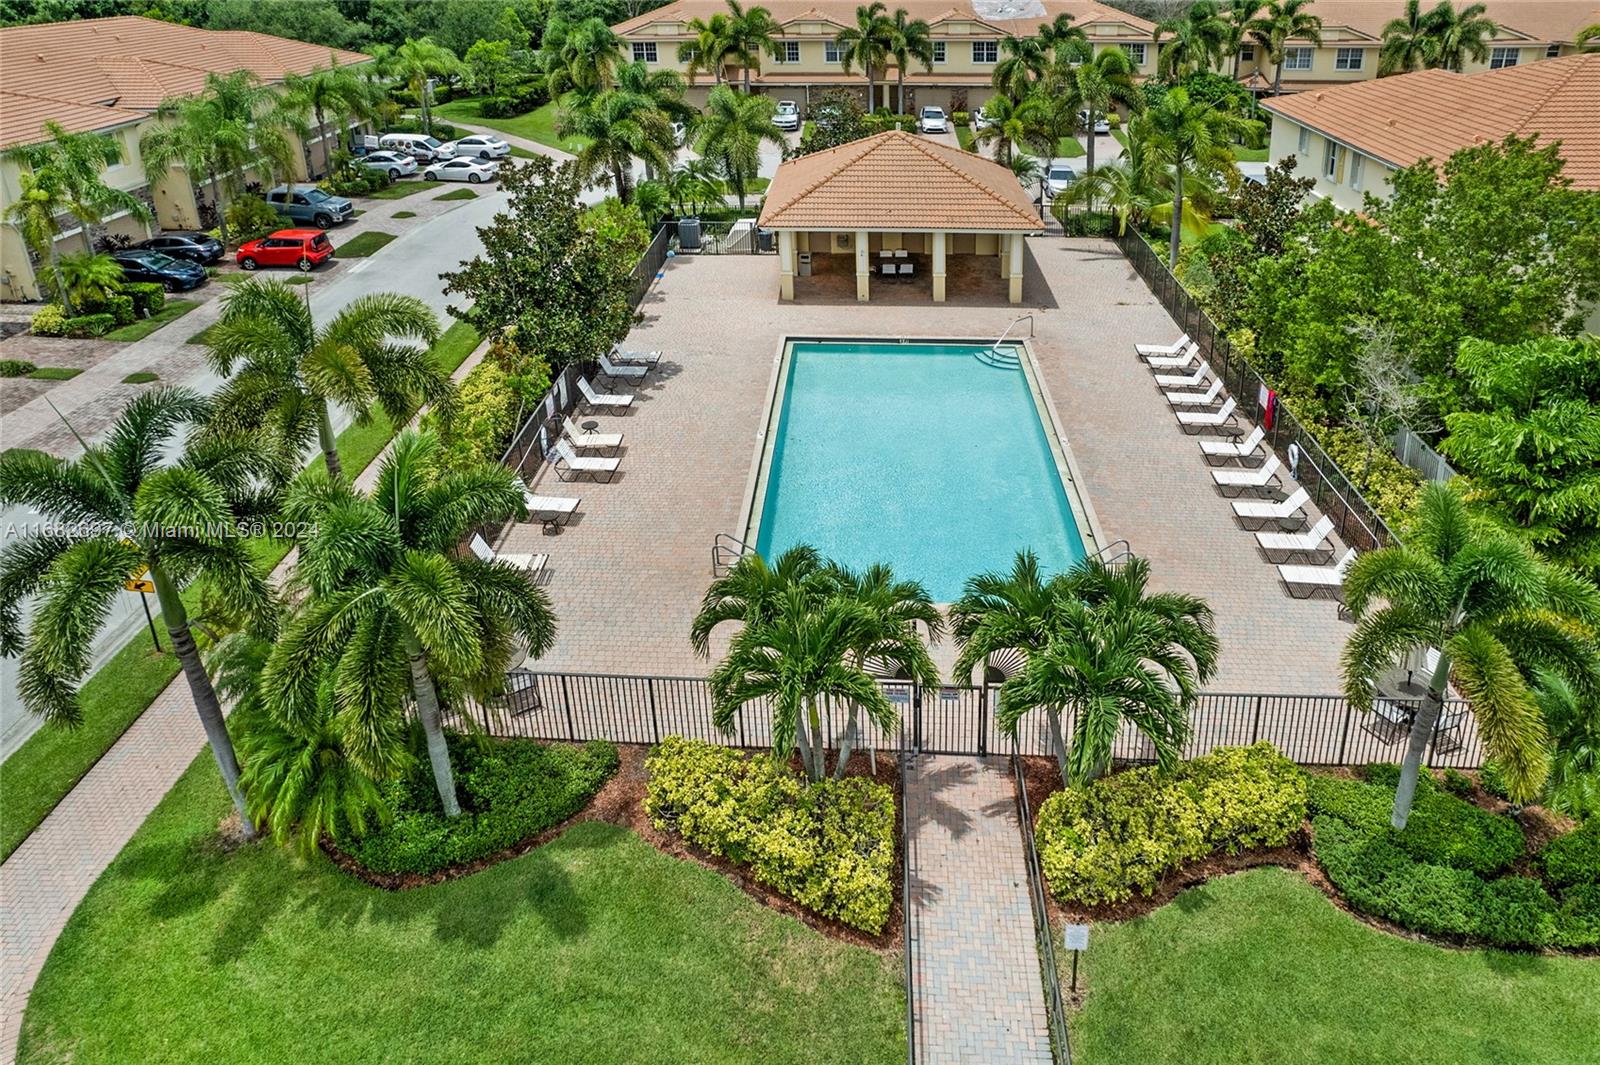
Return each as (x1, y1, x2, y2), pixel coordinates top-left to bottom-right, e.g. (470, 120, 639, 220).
(696, 85, 786, 208)
(972, 93, 1053, 165)
(1379, 0, 1438, 74)
(835, 2, 895, 111)
(993, 34, 1051, 102)
(1221, 0, 1265, 78)
(141, 70, 299, 246)
(1425, 0, 1498, 71)
(4, 121, 152, 313)
(679, 12, 733, 84)
(0, 390, 278, 835)
(265, 429, 557, 817)
(57, 252, 125, 311)
(202, 278, 447, 483)
(1038, 12, 1089, 66)
(558, 63, 687, 204)
(887, 9, 935, 115)
(1578, 23, 1600, 49)
(282, 60, 381, 178)
(1247, 0, 1324, 95)
(1154, 0, 1229, 81)
(1055, 118, 1215, 236)
(692, 544, 828, 656)
(1142, 86, 1260, 267)
(723, 0, 780, 94)
(1534, 671, 1600, 820)
(1011, 153, 1045, 209)
(668, 158, 725, 214)
(539, 17, 623, 95)
(951, 549, 1075, 685)
(1341, 483, 1600, 829)
(388, 37, 463, 135)
(1047, 46, 1143, 210)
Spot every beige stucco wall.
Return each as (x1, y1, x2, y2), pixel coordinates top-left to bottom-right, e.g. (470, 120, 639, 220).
(1267, 114, 1398, 212)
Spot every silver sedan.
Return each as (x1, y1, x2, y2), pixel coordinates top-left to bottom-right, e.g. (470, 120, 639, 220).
(358, 151, 418, 180)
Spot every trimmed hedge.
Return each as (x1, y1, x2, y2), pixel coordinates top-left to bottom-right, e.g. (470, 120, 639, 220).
(349, 737, 618, 876)
(1541, 820, 1600, 891)
(29, 305, 67, 337)
(64, 313, 117, 338)
(0, 359, 36, 378)
(124, 281, 165, 317)
(1035, 743, 1307, 906)
(1309, 769, 1522, 876)
(644, 736, 895, 934)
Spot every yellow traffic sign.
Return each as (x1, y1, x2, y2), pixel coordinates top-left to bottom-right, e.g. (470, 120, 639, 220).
(125, 565, 154, 595)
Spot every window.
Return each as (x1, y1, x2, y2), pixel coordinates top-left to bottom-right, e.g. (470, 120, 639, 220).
(1121, 42, 1146, 65)
(825, 40, 841, 63)
(1348, 153, 1364, 190)
(1334, 47, 1363, 71)
(1489, 46, 1519, 68)
(1297, 126, 1310, 154)
(777, 40, 799, 63)
(1239, 44, 1254, 61)
(1283, 46, 1313, 70)
(1546, 43, 1561, 58)
(631, 41, 657, 63)
(1323, 140, 1340, 180)
(932, 41, 945, 63)
(972, 40, 998, 63)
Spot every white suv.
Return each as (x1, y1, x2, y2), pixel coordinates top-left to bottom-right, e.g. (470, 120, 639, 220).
(774, 100, 800, 131)
(919, 106, 948, 134)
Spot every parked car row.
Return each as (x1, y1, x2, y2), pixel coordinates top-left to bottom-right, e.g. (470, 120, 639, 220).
(352, 131, 511, 164)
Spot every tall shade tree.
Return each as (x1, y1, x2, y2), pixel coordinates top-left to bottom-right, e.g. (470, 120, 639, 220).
(1142, 86, 1259, 267)
(558, 62, 690, 203)
(141, 70, 300, 247)
(835, 2, 895, 111)
(1221, 0, 1265, 78)
(202, 278, 448, 483)
(539, 17, 623, 95)
(992, 34, 1051, 102)
(973, 92, 1053, 165)
(887, 8, 936, 115)
(0, 389, 278, 835)
(1341, 484, 1600, 828)
(1046, 45, 1144, 210)
(1247, 0, 1324, 95)
(264, 430, 557, 817)
(1424, 0, 1498, 71)
(723, 0, 781, 94)
(282, 60, 382, 178)
(386, 37, 463, 136)
(4, 121, 153, 313)
(1379, 0, 1439, 74)
(1037, 12, 1089, 65)
(696, 85, 786, 208)
(1153, 0, 1230, 81)
(679, 12, 733, 84)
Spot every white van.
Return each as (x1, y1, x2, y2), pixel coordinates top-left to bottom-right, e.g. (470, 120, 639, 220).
(378, 133, 454, 162)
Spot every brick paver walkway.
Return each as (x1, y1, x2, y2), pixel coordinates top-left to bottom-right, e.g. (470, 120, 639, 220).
(907, 754, 1052, 1064)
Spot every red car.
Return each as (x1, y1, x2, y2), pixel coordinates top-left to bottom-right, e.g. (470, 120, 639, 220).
(236, 229, 335, 272)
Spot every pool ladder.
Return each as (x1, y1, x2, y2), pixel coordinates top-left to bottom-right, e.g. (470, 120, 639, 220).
(979, 314, 1033, 368)
(712, 532, 757, 576)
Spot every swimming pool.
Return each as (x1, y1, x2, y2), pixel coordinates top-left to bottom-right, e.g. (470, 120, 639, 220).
(747, 339, 1099, 602)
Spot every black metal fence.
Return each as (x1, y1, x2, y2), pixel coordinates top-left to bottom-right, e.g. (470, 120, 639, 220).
(900, 721, 917, 1065)
(1012, 743, 1073, 1063)
(629, 224, 671, 310)
(1112, 230, 1397, 552)
(472, 671, 1486, 769)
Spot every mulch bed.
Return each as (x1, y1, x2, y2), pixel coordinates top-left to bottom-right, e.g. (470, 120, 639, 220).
(322, 743, 905, 952)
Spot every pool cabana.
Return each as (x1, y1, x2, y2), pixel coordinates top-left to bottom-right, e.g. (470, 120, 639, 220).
(756, 130, 1045, 305)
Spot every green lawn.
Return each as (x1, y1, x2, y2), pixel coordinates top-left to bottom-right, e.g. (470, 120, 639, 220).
(1233, 144, 1268, 162)
(433, 95, 591, 154)
(335, 230, 397, 257)
(26, 367, 82, 380)
(120, 372, 159, 384)
(103, 299, 200, 342)
(1054, 136, 1086, 159)
(433, 187, 477, 202)
(393, 210, 418, 219)
(362, 179, 435, 201)
(18, 758, 906, 1064)
(955, 125, 975, 152)
(185, 323, 217, 346)
(508, 145, 539, 160)
(1069, 867, 1600, 1065)
(0, 322, 480, 862)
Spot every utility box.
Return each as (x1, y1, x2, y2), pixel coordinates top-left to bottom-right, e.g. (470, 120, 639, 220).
(677, 217, 702, 252)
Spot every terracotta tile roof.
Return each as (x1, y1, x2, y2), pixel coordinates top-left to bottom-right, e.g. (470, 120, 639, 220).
(1290, 0, 1599, 44)
(758, 129, 1044, 231)
(1262, 53, 1600, 189)
(753, 69, 996, 86)
(615, 0, 1154, 38)
(0, 15, 369, 148)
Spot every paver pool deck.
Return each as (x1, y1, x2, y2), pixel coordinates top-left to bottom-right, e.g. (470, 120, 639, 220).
(504, 237, 1351, 693)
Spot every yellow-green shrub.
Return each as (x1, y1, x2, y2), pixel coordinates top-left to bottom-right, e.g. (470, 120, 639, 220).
(644, 736, 895, 933)
(1035, 743, 1306, 905)
(428, 359, 519, 471)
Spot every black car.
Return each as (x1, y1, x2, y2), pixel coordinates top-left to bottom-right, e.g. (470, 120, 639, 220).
(110, 249, 208, 292)
(132, 231, 225, 264)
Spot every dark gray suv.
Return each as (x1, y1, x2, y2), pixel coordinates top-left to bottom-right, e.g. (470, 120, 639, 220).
(265, 185, 355, 229)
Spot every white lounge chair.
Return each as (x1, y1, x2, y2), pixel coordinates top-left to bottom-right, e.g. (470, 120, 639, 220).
(522, 492, 579, 528)
(562, 419, 622, 455)
(1211, 455, 1281, 496)
(1166, 377, 1224, 406)
(1154, 360, 1211, 389)
(1279, 548, 1357, 599)
(1136, 332, 1190, 356)
(597, 353, 648, 385)
(577, 375, 632, 413)
(1146, 342, 1200, 369)
(1200, 424, 1265, 464)
(1176, 396, 1237, 433)
(468, 532, 547, 577)
(550, 438, 620, 482)
(610, 343, 660, 368)
(1256, 515, 1335, 561)
(1233, 486, 1310, 529)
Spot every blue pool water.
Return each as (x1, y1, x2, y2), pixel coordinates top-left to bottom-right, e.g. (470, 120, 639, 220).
(754, 340, 1089, 601)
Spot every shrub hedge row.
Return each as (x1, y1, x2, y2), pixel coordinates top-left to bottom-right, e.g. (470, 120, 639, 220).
(350, 736, 618, 876)
(1308, 769, 1522, 876)
(1034, 743, 1307, 905)
(644, 736, 895, 934)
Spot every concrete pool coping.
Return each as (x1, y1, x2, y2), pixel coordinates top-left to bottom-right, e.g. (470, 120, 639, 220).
(736, 334, 1112, 601)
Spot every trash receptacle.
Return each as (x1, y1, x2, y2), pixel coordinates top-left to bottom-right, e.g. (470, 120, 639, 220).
(797, 252, 812, 277)
(756, 228, 775, 253)
(677, 216, 701, 252)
